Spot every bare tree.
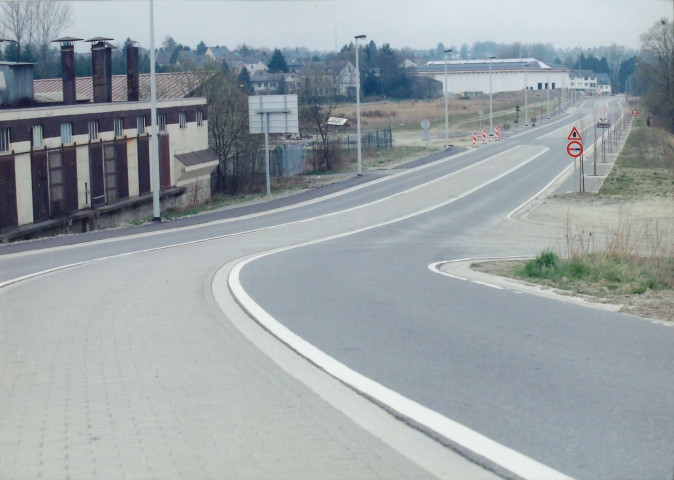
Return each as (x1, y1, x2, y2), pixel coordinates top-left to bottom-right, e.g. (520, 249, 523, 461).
(193, 66, 259, 192)
(33, 2, 72, 49)
(298, 72, 340, 171)
(1, 1, 71, 75)
(0, 2, 34, 56)
(638, 19, 674, 132)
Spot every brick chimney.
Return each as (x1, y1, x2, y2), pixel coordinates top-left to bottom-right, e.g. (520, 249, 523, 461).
(52, 37, 82, 105)
(126, 40, 139, 101)
(86, 37, 114, 103)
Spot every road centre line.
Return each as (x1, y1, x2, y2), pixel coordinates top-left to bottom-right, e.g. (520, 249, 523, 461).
(226, 146, 573, 480)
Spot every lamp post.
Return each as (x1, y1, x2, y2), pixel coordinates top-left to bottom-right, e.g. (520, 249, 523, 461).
(489, 56, 496, 135)
(524, 63, 529, 126)
(149, 0, 161, 221)
(355, 34, 366, 175)
(354, 35, 367, 175)
(444, 48, 452, 150)
(546, 66, 550, 119)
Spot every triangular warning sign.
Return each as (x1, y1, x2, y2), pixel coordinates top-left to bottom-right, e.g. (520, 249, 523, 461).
(568, 126, 583, 141)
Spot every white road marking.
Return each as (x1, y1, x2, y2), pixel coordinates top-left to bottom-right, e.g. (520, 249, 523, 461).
(472, 281, 504, 290)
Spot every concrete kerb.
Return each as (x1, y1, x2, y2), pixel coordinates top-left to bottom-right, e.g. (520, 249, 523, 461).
(432, 258, 622, 314)
(211, 257, 502, 480)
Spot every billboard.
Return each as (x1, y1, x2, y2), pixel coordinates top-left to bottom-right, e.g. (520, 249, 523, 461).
(248, 94, 299, 134)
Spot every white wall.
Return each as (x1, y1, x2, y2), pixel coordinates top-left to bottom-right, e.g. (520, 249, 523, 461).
(429, 70, 570, 94)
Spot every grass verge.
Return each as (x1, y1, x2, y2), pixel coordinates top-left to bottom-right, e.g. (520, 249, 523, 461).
(474, 105, 674, 322)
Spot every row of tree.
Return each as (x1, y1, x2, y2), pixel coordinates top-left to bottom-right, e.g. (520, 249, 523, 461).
(638, 19, 674, 133)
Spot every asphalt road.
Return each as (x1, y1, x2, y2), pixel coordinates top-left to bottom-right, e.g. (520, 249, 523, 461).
(3, 96, 670, 479)
(237, 97, 674, 479)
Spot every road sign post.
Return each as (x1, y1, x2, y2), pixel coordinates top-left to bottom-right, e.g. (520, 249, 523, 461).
(249, 94, 299, 196)
(567, 127, 584, 194)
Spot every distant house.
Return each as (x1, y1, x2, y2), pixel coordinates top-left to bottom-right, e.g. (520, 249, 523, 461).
(596, 73, 612, 95)
(569, 70, 598, 92)
(298, 61, 357, 98)
(229, 58, 268, 77)
(250, 71, 284, 94)
(205, 46, 229, 64)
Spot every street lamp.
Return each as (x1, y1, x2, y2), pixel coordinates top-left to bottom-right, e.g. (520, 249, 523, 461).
(489, 56, 496, 135)
(0, 38, 19, 63)
(355, 34, 366, 175)
(444, 48, 453, 150)
(546, 66, 551, 119)
(524, 62, 530, 126)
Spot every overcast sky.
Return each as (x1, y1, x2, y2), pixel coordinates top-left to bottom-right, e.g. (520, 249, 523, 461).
(68, 0, 673, 54)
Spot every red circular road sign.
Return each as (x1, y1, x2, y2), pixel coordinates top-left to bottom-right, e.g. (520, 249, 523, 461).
(567, 140, 584, 158)
(632, 109, 638, 117)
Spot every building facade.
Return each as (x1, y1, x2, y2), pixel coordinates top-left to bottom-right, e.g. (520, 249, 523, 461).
(0, 97, 215, 238)
(413, 58, 571, 96)
(0, 41, 217, 241)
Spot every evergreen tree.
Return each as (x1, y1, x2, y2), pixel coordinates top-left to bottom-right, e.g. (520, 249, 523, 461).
(237, 67, 253, 94)
(196, 41, 207, 56)
(267, 49, 288, 73)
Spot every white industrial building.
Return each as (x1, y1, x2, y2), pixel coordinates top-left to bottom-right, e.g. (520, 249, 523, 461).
(413, 58, 571, 96)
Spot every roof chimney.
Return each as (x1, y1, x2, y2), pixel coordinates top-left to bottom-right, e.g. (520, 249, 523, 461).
(126, 40, 139, 101)
(52, 37, 82, 105)
(86, 37, 114, 103)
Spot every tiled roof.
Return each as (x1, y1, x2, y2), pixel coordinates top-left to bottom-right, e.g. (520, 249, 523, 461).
(33, 72, 205, 102)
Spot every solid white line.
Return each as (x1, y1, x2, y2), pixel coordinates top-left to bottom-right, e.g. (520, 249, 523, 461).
(427, 262, 468, 280)
(472, 280, 504, 290)
(227, 148, 573, 480)
(229, 255, 572, 480)
(506, 163, 573, 219)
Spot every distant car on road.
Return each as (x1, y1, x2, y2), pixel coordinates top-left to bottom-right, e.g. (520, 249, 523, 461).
(596, 118, 610, 128)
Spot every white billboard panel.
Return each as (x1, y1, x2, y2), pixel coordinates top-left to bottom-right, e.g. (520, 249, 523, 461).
(248, 94, 299, 134)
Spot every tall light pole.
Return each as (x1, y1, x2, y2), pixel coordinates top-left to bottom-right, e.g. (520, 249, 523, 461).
(444, 48, 452, 150)
(355, 34, 366, 175)
(524, 63, 529, 126)
(489, 56, 496, 135)
(546, 66, 550, 119)
(149, 0, 161, 221)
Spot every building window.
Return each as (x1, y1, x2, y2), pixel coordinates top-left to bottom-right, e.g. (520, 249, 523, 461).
(104, 144, 118, 202)
(48, 150, 65, 216)
(114, 117, 124, 137)
(178, 111, 186, 129)
(196, 110, 204, 126)
(158, 114, 167, 132)
(88, 120, 99, 141)
(61, 122, 72, 144)
(0, 127, 10, 152)
(32, 124, 43, 148)
(137, 115, 146, 134)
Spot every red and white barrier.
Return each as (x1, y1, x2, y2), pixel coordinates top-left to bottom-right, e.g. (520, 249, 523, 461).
(495, 127, 500, 140)
(473, 132, 477, 147)
(482, 130, 487, 144)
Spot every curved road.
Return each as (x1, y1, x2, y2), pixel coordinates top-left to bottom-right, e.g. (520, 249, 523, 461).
(2, 96, 670, 479)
